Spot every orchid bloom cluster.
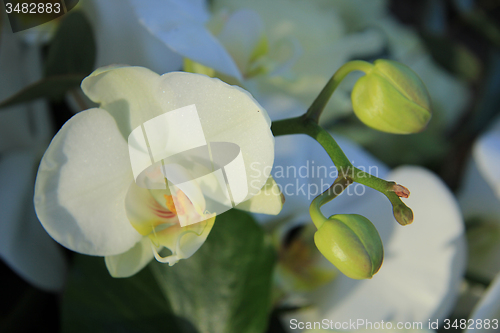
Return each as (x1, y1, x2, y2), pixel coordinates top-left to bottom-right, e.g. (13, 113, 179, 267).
(29, 0, 463, 287)
(0, 0, 488, 331)
(33, 46, 435, 284)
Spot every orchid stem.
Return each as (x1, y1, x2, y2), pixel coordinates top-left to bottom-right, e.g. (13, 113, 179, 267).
(304, 60, 373, 124)
(271, 116, 413, 225)
(309, 177, 352, 229)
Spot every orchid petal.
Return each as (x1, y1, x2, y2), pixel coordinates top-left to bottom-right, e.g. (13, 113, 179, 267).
(460, 118, 500, 280)
(473, 117, 500, 200)
(80, 0, 183, 74)
(81, 66, 165, 138)
(105, 237, 155, 278)
(129, 0, 243, 80)
(154, 71, 274, 202)
(124, 180, 178, 236)
(236, 176, 284, 215)
(465, 273, 500, 333)
(151, 214, 216, 266)
(216, 9, 266, 73)
(34, 108, 142, 256)
(458, 158, 500, 220)
(0, 152, 67, 291)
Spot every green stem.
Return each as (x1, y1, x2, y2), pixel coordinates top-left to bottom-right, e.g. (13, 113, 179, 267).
(271, 116, 352, 169)
(304, 60, 373, 123)
(271, 116, 414, 225)
(310, 177, 352, 229)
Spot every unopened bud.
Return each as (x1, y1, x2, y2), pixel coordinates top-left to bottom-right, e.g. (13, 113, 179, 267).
(351, 59, 432, 134)
(314, 214, 383, 279)
(393, 204, 414, 226)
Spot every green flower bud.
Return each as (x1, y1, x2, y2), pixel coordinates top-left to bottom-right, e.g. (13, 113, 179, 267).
(351, 59, 432, 134)
(393, 203, 414, 226)
(314, 214, 383, 279)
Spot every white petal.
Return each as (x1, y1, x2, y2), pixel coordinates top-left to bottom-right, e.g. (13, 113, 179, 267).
(316, 166, 465, 323)
(473, 117, 500, 200)
(458, 158, 500, 220)
(34, 108, 142, 256)
(465, 273, 500, 333)
(80, 0, 183, 74)
(213, 0, 358, 120)
(105, 237, 154, 278)
(216, 9, 266, 73)
(0, 152, 66, 292)
(154, 72, 274, 202)
(124, 180, 178, 236)
(81, 66, 165, 137)
(236, 176, 284, 215)
(152, 214, 215, 266)
(128, 0, 242, 80)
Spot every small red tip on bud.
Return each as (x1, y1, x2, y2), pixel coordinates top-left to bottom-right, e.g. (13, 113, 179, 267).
(391, 184, 410, 198)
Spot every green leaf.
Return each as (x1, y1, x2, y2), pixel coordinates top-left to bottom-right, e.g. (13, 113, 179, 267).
(0, 74, 85, 109)
(61, 255, 192, 333)
(44, 10, 96, 77)
(151, 209, 276, 333)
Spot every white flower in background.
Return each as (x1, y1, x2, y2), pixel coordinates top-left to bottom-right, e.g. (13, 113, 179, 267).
(0, 17, 66, 291)
(34, 65, 281, 278)
(79, 0, 183, 75)
(127, 0, 469, 125)
(128, 0, 383, 121)
(464, 273, 500, 333)
(458, 117, 500, 281)
(210, 0, 386, 119)
(258, 134, 466, 331)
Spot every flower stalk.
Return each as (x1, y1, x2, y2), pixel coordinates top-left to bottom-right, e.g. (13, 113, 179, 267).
(271, 116, 414, 225)
(304, 60, 374, 124)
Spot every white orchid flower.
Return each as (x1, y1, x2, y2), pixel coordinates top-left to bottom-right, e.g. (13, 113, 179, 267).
(458, 117, 500, 281)
(464, 273, 500, 333)
(257, 134, 465, 330)
(126, 0, 469, 125)
(0, 19, 66, 292)
(34, 65, 281, 278)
